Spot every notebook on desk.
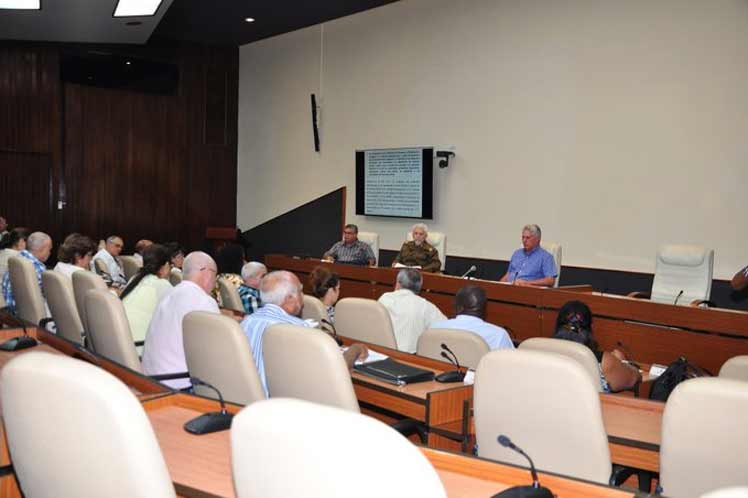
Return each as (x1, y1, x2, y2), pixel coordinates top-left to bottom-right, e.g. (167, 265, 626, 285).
(354, 358, 435, 386)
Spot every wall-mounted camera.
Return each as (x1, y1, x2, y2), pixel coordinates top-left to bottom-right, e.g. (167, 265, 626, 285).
(436, 150, 455, 169)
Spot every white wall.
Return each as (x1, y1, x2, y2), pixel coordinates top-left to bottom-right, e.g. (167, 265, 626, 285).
(238, 0, 748, 279)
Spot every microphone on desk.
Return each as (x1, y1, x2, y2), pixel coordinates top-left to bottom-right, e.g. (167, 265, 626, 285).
(320, 318, 343, 346)
(673, 289, 684, 305)
(461, 265, 477, 279)
(0, 313, 39, 351)
(183, 377, 234, 435)
(491, 435, 553, 498)
(435, 343, 466, 383)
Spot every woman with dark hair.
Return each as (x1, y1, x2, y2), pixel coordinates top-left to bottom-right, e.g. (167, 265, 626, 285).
(164, 242, 185, 272)
(309, 266, 341, 322)
(553, 300, 641, 392)
(213, 243, 245, 303)
(54, 233, 97, 278)
(0, 228, 29, 284)
(121, 244, 173, 346)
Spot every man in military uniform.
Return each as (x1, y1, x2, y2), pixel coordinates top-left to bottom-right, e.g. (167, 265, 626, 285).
(392, 223, 442, 273)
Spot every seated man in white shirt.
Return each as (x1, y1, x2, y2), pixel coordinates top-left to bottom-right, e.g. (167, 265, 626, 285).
(91, 235, 127, 287)
(430, 285, 515, 350)
(141, 251, 220, 389)
(378, 268, 447, 353)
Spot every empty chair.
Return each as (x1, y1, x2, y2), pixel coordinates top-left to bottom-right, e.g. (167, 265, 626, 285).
(231, 398, 446, 498)
(0, 352, 176, 498)
(719, 356, 748, 382)
(183, 311, 265, 405)
(301, 294, 329, 323)
(519, 337, 601, 392)
(630, 245, 714, 305)
(263, 324, 359, 412)
(120, 255, 142, 281)
(7, 256, 49, 326)
(335, 297, 397, 349)
(357, 231, 380, 265)
(42, 270, 84, 345)
(72, 270, 107, 333)
(168, 268, 182, 286)
(660, 377, 748, 498)
(474, 349, 611, 484)
(85, 289, 140, 370)
(541, 242, 562, 287)
(416, 328, 489, 370)
(407, 230, 446, 270)
(217, 276, 243, 312)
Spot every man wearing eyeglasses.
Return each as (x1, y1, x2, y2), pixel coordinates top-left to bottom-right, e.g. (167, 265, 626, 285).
(322, 224, 376, 266)
(91, 235, 127, 287)
(142, 251, 220, 389)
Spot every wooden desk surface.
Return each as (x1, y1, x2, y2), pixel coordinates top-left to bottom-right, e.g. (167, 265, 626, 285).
(144, 393, 636, 498)
(267, 254, 748, 375)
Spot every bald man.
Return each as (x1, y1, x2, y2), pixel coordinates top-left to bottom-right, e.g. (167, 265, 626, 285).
(133, 239, 153, 265)
(142, 251, 220, 389)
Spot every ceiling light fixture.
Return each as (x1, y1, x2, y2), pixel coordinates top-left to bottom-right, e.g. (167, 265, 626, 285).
(125, 61, 132, 65)
(244, 17, 255, 23)
(113, 0, 163, 17)
(0, 0, 40, 9)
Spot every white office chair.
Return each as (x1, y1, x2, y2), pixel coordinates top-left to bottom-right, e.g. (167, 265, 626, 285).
(416, 328, 490, 370)
(0, 352, 176, 498)
(541, 242, 562, 287)
(120, 255, 142, 281)
(358, 231, 380, 265)
(475, 349, 611, 484)
(301, 294, 329, 323)
(660, 377, 748, 498)
(231, 398, 447, 498)
(519, 337, 601, 392)
(7, 255, 50, 326)
(335, 297, 398, 349)
(43, 270, 84, 345)
(630, 245, 714, 306)
(406, 230, 446, 270)
(719, 356, 748, 382)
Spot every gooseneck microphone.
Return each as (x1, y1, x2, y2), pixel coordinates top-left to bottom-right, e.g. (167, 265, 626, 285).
(460, 265, 477, 278)
(0, 313, 39, 351)
(492, 435, 553, 498)
(184, 377, 234, 435)
(673, 289, 684, 305)
(435, 343, 466, 383)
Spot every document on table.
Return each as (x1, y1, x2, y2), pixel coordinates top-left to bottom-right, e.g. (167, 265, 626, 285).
(341, 347, 389, 365)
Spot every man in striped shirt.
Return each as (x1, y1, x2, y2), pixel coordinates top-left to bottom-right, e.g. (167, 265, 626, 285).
(322, 224, 376, 266)
(241, 270, 367, 396)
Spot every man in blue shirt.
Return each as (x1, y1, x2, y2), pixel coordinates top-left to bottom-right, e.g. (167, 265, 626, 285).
(430, 285, 514, 350)
(500, 224, 557, 287)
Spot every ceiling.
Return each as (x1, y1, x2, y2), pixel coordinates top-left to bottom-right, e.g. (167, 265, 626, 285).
(0, 0, 400, 47)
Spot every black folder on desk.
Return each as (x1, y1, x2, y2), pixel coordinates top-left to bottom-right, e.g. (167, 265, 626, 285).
(354, 358, 435, 385)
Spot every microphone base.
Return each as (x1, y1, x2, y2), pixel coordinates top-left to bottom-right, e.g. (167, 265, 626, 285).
(184, 411, 233, 435)
(492, 485, 553, 498)
(0, 335, 38, 351)
(435, 370, 466, 383)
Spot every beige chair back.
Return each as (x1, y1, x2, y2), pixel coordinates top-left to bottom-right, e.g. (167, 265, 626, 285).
(407, 230, 447, 270)
(218, 277, 243, 312)
(42, 270, 84, 345)
(0, 352, 176, 498)
(93, 257, 110, 278)
(85, 289, 141, 372)
(183, 311, 265, 405)
(8, 255, 48, 325)
(700, 488, 748, 498)
(301, 294, 329, 323)
(519, 337, 601, 392)
(121, 255, 142, 281)
(475, 349, 611, 484)
(231, 398, 446, 498)
(263, 324, 359, 412)
(72, 270, 107, 332)
(169, 268, 183, 286)
(416, 328, 490, 370)
(719, 356, 748, 382)
(334, 297, 397, 349)
(660, 377, 748, 498)
(358, 231, 380, 265)
(652, 244, 714, 305)
(541, 242, 562, 287)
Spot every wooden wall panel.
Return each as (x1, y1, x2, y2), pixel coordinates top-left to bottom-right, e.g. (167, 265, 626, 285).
(0, 43, 238, 255)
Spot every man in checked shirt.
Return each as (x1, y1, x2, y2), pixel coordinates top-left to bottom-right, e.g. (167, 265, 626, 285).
(322, 224, 376, 266)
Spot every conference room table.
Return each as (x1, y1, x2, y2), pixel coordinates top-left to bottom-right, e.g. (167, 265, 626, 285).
(0, 325, 641, 498)
(267, 254, 748, 374)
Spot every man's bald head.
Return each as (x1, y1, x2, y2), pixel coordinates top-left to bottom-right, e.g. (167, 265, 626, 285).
(183, 251, 218, 294)
(134, 239, 153, 255)
(260, 270, 304, 316)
